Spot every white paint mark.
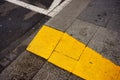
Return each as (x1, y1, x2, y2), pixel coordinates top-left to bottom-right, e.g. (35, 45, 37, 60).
(5, 0, 72, 17)
(49, 0, 72, 17)
(49, 0, 62, 11)
(6, 0, 49, 15)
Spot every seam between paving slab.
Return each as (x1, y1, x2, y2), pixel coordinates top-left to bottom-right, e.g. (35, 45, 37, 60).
(27, 25, 120, 80)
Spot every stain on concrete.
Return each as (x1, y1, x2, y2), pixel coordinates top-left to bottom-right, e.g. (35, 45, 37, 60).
(78, 0, 120, 27)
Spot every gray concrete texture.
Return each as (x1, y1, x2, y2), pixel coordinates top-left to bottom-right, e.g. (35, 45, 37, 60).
(66, 0, 120, 66)
(88, 27, 120, 65)
(46, 0, 91, 31)
(79, 0, 120, 27)
(66, 19, 98, 44)
(0, 51, 45, 80)
(107, 14, 120, 33)
(33, 62, 70, 80)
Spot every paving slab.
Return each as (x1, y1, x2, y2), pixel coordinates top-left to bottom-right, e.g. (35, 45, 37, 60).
(78, 0, 118, 27)
(88, 27, 120, 65)
(107, 14, 120, 33)
(0, 51, 45, 80)
(46, 0, 91, 31)
(66, 19, 98, 44)
(33, 62, 70, 80)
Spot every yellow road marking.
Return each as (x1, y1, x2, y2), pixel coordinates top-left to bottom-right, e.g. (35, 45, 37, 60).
(27, 25, 120, 80)
(73, 47, 120, 80)
(54, 33, 85, 60)
(48, 51, 77, 72)
(27, 25, 63, 59)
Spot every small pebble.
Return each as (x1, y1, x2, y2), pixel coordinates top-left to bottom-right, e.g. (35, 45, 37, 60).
(9, 30, 12, 32)
(0, 24, 2, 27)
(8, 18, 12, 21)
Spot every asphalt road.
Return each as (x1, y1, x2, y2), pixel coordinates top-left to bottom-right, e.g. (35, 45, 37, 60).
(20, 0, 53, 9)
(0, 1, 51, 56)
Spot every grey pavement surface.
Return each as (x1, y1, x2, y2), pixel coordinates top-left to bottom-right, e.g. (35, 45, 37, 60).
(88, 27, 120, 65)
(79, 0, 120, 27)
(0, 0, 120, 80)
(107, 14, 120, 33)
(66, 19, 98, 44)
(32, 62, 70, 80)
(0, 51, 45, 80)
(46, 0, 91, 31)
(77, 0, 120, 65)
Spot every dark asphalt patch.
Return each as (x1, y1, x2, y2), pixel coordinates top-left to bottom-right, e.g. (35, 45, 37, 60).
(0, 2, 47, 52)
(20, 0, 65, 9)
(20, 0, 54, 9)
(0, 0, 5, 5)
(0, 64, 4, 72)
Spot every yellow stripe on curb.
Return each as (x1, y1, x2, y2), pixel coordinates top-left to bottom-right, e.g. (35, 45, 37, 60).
(48, 51, 77, 72)
(54, 33, 86, 60)
(73, 47, 120, 80)
(27, 25, 120, 80)
(27, 25, 63, 59)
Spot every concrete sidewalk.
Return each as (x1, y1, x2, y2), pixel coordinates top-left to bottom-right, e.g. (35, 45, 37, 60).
(0, 0, 120, 80)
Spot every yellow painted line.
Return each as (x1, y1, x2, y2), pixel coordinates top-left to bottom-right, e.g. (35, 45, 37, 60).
(27, 25, 120, 80)
(54, 33, 85, 60)
(73, 47, 120, 80)
(27, 25, 63, 59)
(117, 73, 120, 80)
(48, 51, 77, 72)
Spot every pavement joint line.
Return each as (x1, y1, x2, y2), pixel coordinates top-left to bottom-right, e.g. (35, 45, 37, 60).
(6, 0, 72, 17)
(27, 25, 120, 80)
(27, 25, 64, 59)
(47, 33, 64, 60)
(31, 60, 48, 79)
(85, 25, 100, 45)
